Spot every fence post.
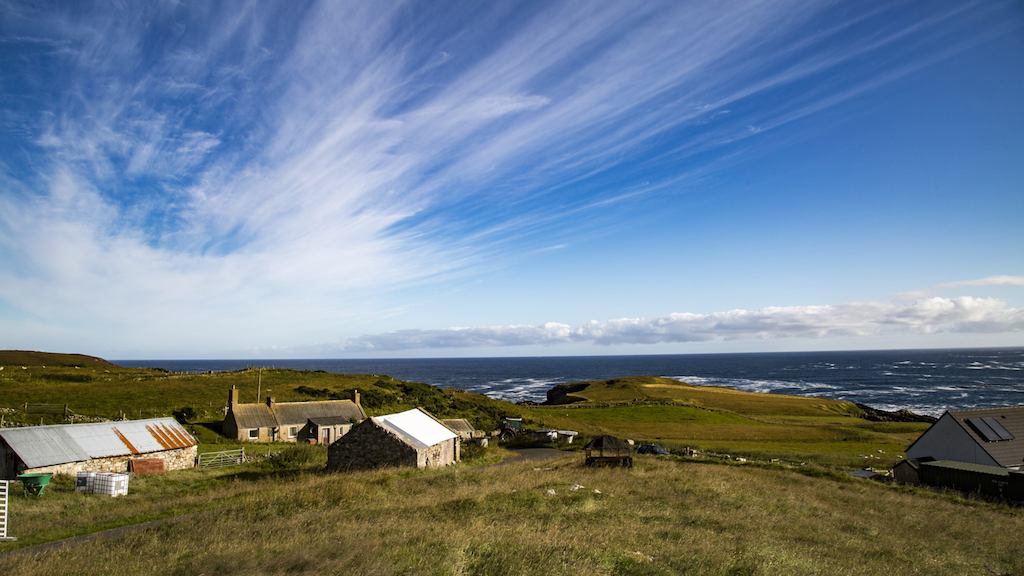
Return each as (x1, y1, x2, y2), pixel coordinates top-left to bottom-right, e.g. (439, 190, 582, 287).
(0, 480, 15, 541)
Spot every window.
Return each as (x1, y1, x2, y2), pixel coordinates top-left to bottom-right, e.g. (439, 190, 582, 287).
(248, 429, 258, 439)
(288, 426, 297, 438)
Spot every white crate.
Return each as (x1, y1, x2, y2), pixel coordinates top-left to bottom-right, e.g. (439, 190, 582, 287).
(92, 473, 129, 497)
(75, 471, 129, 496)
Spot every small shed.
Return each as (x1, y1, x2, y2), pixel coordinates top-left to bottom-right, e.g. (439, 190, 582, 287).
(442, 418, 489, 446)
(0, 418, 197, 479)
(920, 460, 1024, 500)
(892, 458, 922, 484)
(327, 408, 460, 471)
(584, 435, 633, 468)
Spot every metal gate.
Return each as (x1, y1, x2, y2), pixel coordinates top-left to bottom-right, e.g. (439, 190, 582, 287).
(197, 448, 245, 469)
(0, 480, 14, 541)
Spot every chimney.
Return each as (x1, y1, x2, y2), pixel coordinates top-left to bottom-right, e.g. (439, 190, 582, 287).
(228, 385, 238, 410)
(266, 396, 275, 409)
(353, 389, 361, 407)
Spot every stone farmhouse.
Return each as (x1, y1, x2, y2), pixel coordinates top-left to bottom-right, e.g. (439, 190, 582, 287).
(223, 386, 367, 444)
(327, 408, 460, 471)
(0, 417, 197, 479)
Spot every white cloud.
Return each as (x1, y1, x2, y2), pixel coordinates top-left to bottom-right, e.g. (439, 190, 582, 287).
(941, 275, 1024, 288)
(0, 2, 1009, 356)
(340, 296, 1024, 352)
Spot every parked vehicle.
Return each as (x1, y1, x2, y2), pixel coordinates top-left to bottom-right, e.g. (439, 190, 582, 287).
(498, 417, 525, 442)
(636, 443, 670, 456)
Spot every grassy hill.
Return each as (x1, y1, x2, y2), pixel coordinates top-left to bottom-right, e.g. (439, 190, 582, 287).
(0, 352, 514, 432)
(0, 354, 927, 467)
(521, 377, 929, 467)
(0, 350, 114, 368)
(3, 450, 1022, 575)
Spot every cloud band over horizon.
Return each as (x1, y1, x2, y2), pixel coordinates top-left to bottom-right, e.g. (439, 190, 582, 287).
(338, 295, 1024, 352)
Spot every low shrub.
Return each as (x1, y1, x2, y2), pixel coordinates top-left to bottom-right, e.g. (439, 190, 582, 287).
(269, 444, 327, 471)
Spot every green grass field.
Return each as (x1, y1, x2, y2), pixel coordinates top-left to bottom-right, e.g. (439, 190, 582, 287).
(0, 352, 1014, 575)
(3, 450, 1022, 575)
(0, 360, 513, 431)
(524, 377, 928, 467)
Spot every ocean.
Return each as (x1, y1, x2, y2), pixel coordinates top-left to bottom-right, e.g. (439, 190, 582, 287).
(118, 347, 1024, 416)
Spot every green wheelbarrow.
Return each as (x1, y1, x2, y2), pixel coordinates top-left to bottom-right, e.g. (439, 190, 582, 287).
(16, 473, 53, 496)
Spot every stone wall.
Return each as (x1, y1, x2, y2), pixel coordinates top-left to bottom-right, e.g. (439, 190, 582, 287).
(327, 421, 418, 471)
(417, 437, 460, 469)
(21, 445, 198, 477)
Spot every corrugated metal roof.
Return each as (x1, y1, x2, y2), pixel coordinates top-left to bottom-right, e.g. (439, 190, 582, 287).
(441, 419, 476, 434)
(948, 406, 1024, 468)
(922, 460, 1011, 477)
(0, 418, 196, 468)
(374, 409, 456, 450)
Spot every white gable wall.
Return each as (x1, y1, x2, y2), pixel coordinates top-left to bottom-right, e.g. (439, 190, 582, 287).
(907, 413, 999, 466)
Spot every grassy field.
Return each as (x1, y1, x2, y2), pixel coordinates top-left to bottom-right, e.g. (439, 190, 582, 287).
(523, 377, 929, 467)
(0, 357, 928, 467)
(3, 450, 1022, 575)
(0, 360, 514, 432)
(0, 353, 1012, 574)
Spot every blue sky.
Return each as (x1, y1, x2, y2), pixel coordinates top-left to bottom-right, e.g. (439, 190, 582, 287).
(0, 0, 1021, 359)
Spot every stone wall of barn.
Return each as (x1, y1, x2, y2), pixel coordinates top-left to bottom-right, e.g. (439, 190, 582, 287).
(416, 437, 460, 469)
(327, 422, 418, 471)
(20, 445, 198, 477)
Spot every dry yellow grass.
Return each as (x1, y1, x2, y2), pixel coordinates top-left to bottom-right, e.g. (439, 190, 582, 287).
(4, 453, 1022, 575)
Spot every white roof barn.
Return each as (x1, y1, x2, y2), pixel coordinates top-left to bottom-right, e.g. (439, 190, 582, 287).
(327, 408, 460, 471)
(374, 409, 457, 450)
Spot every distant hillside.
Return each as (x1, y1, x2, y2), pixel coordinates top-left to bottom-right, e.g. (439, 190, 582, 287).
(0, 350, 116, 368)
(524, 376, 929, 467)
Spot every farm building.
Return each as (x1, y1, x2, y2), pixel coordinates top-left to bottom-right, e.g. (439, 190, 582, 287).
(327, 408, 460, 471)
(442, 418, 489, 446)
(0, 417, 197, 479)
(895, 406, 1024, 499)
(905, 406, 1024, 470)
(222, 385, 366, 444)
(918, 460, 1024, 501)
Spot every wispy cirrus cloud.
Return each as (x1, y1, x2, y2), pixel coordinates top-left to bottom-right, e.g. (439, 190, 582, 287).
(0, 1, 1016, 356)
(339, 296, 1024, 352)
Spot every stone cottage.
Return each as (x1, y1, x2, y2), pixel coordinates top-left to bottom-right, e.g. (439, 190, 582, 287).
(0, 417, 197, 479)
(222, 386, 366, 444)
(327, 408, 460, 471)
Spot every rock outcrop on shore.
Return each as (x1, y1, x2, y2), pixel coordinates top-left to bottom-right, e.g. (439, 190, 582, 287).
(854, 403, 936, 423)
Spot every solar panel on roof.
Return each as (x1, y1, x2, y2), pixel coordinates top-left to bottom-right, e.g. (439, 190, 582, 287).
(965, 418, 1000, 442)
(981, 416, 1014, 441)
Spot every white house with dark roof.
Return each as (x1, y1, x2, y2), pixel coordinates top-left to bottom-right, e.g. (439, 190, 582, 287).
(327, 408, 460, 471)
(905, 406, 1024, 470)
